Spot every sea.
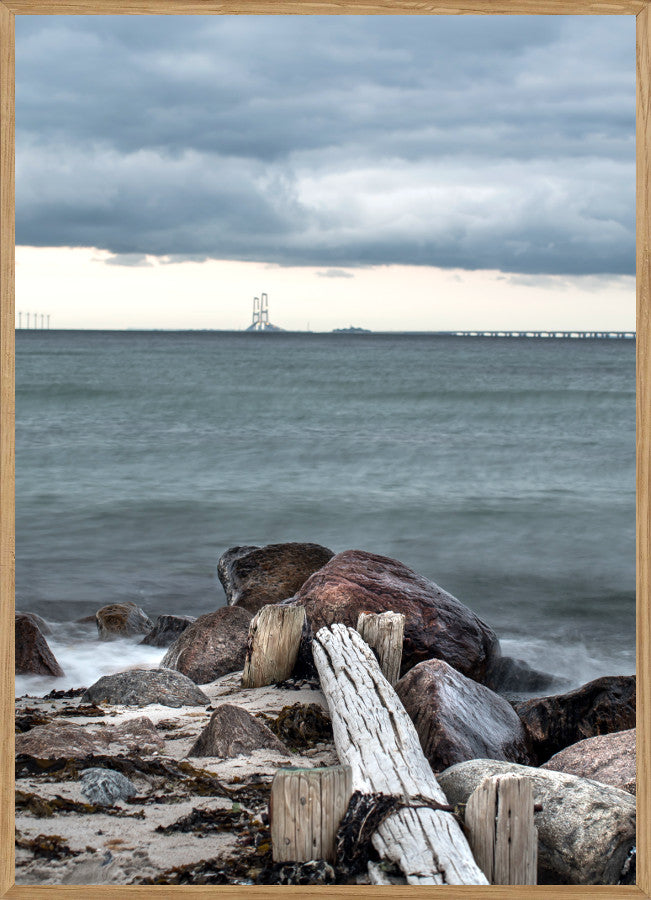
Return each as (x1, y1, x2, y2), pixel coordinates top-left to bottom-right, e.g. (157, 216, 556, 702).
(15, 330, 636, 697)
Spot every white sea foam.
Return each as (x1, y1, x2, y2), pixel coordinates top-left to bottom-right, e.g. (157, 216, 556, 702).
(499, 637, 635, 690)
(15, 621, 166, 698)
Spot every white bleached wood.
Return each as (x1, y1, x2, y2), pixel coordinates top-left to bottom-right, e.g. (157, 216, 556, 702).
(356, 610, 405, 686)
(313, 623, 488, 886)
(241, 604, 306, 688)
(465, 774, 537, 885)
(270, 764, 353, 863)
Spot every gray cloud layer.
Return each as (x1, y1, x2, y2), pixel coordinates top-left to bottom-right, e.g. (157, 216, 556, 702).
(16, 16, 635, 275)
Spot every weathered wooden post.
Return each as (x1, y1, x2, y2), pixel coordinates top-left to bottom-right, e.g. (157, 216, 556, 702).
(464, 774, 537, 885)
(270, 765, 353, 863)
(356, 610, 405, 685)
(241, 605, 306, 688)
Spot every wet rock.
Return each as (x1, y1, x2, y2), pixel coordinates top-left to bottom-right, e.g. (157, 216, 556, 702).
(514, 674, 636, 764)
(80, 768, 137, 805)
(188, 704, 289, 758)
(293, 550, 499, 680)
(95, 602, 153, 640)
(161, 606, 253, 684)
(542, 728, 636, 794)
(15, 614, 64, 678)
(15, 716, 164, 758)
(16, 611, 53, 635)
(82, 668, 209, 707)
(395, 658, 530, 771)
(484, 655, 564, 695)
(140, 614, 196, 647)
(437, 758, 636, 885)
(218, 542, 334, 614)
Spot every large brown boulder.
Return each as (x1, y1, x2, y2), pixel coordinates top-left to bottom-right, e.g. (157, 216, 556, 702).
(515, 674, 636, 764)
(542, 728, 636, 795)
(15, 716, 164, 758)
(140, 614, 196, 648)
(96, 602, 153, 640)
(294, 550, 499, 680)
(82, 668, 210, 708)
(395, 658, 530, 772)
(437, 759, 636, 885)
(15, 614, 64, 678)
(218, 542, 334, 614)
(161, 606, 253, 684)
(188, 704, 289, 758)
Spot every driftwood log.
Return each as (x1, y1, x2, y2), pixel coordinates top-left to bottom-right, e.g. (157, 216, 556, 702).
(312, 623, 488, 886)
(465, 774, 537, 885)
(241, 605, 306, 688)
(270, 765, 353, 863)
(356, 610, 404, 685)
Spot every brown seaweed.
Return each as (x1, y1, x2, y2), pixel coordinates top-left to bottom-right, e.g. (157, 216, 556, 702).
(156, 805, 261, 835)
(16, 789, 144, 819)
(257, 703, 333, 751)
(15, 832, 81, 860)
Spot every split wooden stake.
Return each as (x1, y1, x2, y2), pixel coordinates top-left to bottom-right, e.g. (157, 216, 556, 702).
(356, 610, 405, 686)
(465, 773, 538, 885)
(270, 765, 353, 863)
(241, 604, 306, 688)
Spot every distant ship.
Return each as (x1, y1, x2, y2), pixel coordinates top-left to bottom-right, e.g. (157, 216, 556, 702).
(332, 325, 371, 333)
(246, 293, 284, 332)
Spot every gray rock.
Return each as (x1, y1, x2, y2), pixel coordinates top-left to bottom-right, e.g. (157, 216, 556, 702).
(95, 602, 154, 640)
(140, 614, 196, 647)
(217, 542, 334, 614)
(188, 704, 290, 757)
(395, 658, 531, 771)
(161, 606, 253, 684)
(82, 668, 210, 707)
(80, 768, 137, 806)
(437, 759, 636, 885)
(542, 728, 636, 795)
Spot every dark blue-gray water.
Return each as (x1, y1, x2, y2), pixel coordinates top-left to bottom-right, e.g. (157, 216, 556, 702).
(16, 330, 635, 694)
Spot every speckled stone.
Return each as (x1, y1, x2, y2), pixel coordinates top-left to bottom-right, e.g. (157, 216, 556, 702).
(95, 602, 154, 640)
(82, 668, 209, 707)
(80, 768, 137, 805)
(542, 728, 636, 794)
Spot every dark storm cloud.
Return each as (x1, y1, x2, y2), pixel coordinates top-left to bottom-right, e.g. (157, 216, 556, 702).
(15, 16, 635, 275)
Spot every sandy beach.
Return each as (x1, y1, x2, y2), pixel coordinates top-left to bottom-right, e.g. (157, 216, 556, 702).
(15, 671, 339, 886)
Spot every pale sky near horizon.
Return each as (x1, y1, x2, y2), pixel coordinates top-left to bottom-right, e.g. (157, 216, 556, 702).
(15, 16, 636, 331)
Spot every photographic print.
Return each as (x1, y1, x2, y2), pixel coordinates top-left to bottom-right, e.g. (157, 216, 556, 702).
(7, 8, 641, 890)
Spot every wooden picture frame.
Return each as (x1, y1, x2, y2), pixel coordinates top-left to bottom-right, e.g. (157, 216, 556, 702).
(0, 1, 648, 896)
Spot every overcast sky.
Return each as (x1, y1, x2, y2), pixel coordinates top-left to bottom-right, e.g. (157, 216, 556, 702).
(15, 15, 636, 330)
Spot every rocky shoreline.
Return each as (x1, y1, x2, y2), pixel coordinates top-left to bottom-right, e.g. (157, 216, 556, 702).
(15, 543, 636, 885)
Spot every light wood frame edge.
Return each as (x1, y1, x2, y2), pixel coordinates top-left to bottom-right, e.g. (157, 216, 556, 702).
(0, 1, 648, 897)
